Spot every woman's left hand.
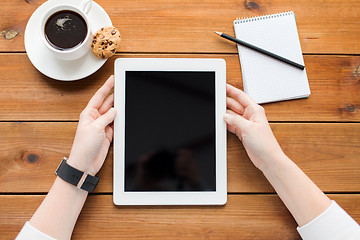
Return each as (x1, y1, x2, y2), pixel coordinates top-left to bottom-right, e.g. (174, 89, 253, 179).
(67, 75, 117, 175)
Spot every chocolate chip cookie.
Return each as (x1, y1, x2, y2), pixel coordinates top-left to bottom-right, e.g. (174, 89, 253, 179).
(91, 26, 121, 59)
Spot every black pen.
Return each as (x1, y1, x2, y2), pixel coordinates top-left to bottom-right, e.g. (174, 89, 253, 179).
(214, 31, 305, 70)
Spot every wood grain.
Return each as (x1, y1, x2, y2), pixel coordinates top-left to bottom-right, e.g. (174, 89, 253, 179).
(0, 0, 359, 54)
(0, 54, 359, 121)
(1, 1, 359, 239)
(1, 122, 359, 193)
(1, 194, 359, 240)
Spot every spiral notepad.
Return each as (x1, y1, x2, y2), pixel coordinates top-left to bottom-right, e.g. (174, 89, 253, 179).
(234, 11, 310, 104)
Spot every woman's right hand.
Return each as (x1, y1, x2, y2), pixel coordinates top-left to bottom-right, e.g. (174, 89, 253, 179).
(224, 84, 335, 228)
(223, 84, 284, 171)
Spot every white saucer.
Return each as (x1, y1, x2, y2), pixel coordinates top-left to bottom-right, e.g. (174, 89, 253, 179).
(24, 0, 112, 81)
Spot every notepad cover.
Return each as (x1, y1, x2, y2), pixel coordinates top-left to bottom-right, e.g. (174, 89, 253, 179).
(233, 11, 310, 104)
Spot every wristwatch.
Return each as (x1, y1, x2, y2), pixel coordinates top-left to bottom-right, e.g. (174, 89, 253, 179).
(55, 157, 100, 192)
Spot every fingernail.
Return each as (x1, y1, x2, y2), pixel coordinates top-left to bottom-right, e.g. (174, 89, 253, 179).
(224, 113, 231, 121)
(109, 108, 116, 114)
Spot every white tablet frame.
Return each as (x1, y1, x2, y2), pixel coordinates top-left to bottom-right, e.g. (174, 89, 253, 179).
(113, 58, 227, 205)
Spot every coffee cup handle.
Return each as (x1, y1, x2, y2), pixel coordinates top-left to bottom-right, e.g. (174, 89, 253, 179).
(80, 0, 93, 14)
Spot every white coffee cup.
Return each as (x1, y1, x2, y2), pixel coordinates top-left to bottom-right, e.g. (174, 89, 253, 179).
(40, 0, 93, 61)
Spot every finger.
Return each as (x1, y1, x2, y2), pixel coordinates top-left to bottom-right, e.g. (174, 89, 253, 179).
(99, 93, 114, 115)
(95, 108, 117, 129)
(226, 109, 239, 116)
(227, 97, 244, 115)
(226, 84, 256, 108)
(87, 75, 115, 109)
(224, 111, 239, 134)
(105, 125, 114, 142)
(226, 123, 236, 134)
(224, 110, 249, 131)
(242, 103, 266, 122)
(110, 123, 115, 140)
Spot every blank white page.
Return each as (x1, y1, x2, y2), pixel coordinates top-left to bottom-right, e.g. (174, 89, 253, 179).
(233, 11, 310, 104)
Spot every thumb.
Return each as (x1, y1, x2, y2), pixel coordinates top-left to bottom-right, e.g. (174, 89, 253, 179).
(224, 113, 248, 132)
(95, 108, 117, 129)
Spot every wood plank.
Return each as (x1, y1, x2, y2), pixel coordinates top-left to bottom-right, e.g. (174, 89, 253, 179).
(0, 194, 359, 239)
(0, 54, 359, 121)
(1, 122, 359, 193)
(0, 0, 359, 54)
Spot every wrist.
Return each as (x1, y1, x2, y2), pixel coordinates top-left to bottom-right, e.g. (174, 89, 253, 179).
(258, 150, 290, 174)
(56, 157, 100, 192)
(67, 156, 97, 176)
(55, 176, 88, 195)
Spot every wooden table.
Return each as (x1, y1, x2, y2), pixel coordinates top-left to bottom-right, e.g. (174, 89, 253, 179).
(1, 0, 359, 239)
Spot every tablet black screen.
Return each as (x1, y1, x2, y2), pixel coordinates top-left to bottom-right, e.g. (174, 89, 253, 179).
(124, 71, 216, 191)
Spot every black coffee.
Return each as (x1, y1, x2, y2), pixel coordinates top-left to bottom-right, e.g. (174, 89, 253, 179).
(45, 10, 87, 51)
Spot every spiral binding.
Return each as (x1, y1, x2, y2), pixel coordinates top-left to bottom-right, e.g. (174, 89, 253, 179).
(234, 11, 294, 24)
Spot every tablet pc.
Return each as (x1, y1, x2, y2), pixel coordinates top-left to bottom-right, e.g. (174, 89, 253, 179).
(113, 58, 227, 205)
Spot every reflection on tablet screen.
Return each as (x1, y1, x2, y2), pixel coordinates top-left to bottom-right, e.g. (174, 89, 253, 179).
(124, 71, 216, 191)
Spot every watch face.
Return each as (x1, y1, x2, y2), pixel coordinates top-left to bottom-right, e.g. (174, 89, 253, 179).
(124, 71, 216, 192)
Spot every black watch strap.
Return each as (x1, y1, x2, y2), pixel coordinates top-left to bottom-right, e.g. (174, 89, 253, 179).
(55, 157, 100, 192)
